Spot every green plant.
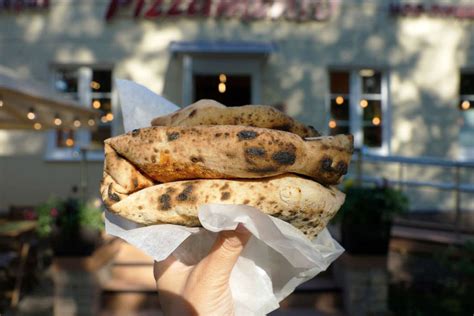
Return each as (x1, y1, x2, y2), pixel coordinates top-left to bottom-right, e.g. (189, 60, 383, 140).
(36, 197, 104, 238)
(334, 181, 409, 225)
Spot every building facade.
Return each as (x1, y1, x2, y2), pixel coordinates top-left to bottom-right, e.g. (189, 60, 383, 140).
(1, 0, 473, 212)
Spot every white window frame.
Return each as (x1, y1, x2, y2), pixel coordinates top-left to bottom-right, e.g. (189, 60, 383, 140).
(45, 65, 117, 162)
(181, 54, 262, 106)
(327, 68, 391, 155)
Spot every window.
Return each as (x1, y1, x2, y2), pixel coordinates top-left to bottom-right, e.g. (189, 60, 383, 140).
(193, 74, 251, 106)
(328, 69, 389, 153)
(46, 66, 114, 160)
(459, 72, 474, 159)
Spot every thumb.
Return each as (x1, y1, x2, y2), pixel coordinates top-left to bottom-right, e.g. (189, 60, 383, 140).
(204, 225, 251, 279)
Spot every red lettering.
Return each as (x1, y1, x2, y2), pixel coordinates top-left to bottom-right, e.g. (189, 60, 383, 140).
(144, 0, 163, 18)
(216, 0, 246, 18)
(187, 0, 212, 17)
(105, 0, 133, 21)
(167, 0, 182, 16)
(134, 0, 145, 18)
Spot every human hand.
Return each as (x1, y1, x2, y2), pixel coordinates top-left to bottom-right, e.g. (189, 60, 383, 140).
(154, 225, 251, 315)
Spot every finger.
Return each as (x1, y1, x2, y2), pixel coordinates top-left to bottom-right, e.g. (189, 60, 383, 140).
(204, 224, 251, 279)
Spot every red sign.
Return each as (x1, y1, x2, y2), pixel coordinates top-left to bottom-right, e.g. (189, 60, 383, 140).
(390, 2, 474, 19)
(105, 0, 337, 22)
(0, 0, 48, 10)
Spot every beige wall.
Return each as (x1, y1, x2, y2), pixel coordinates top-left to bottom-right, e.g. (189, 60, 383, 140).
(1, 0, 473, 211)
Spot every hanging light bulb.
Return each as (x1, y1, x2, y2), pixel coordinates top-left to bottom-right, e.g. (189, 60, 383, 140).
(335, 96, 344, 105)
(101, 116, 108, 123)
(90, 81, 101, 90)
(92, 100, 101, 109)
(329, 119, 337, 129)
(54, 113, 62, 126)
(105, 112, 114, 121)
(33, 122, 42, 130)
(360, 99, 368, 108)
(65, 137, 74, 147)
(372, 116, 381, 126)
(219, 74, 227, 83)
(461, 100, 470, 110)
(218, 82, 226, 93)
(27, 107, 36, 120)
(73, 117, 81, 128)
(88, 118, 96, 126)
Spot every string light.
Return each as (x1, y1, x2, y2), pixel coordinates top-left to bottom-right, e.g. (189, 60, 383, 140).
(105, 113, 114, 121)
(65, 137, 74, 147)
(329, 119, 337, 128)
(335, 96, 344, 105)
(218, 83, 226, 93)
(372, 116, 381, 126)
(101, 116, 108, 123)
(88, 118, 96, 126)
(360, 99, 368, 108)
(219, 74, 227, 83)
(27, 107, 36, 120)
(92, 100, 101, 109)
(73, 118, 81, 128)
(54, 113, 62, 126)
(33, 122, 42, 130)
(461, 100, 470, 110)
(90, 81, 101, 90)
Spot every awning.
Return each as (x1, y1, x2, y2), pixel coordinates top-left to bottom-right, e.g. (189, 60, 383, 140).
(0, 65, 99, 130)
(169, 41, 277, 56)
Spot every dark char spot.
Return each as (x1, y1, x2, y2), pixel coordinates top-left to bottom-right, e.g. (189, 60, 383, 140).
(336, 161, 348, 175)
(132, 177, 138, 188)
(190, 156, 204, 163)
(245, 147, 266, 157)
(159, 194, 172, 210)
(189, 109, 197, 117)
(177, 184, 193, 201)
(237, 130, 258, 140)
(273, 124, 291, 132)
(243, 199, 250, 204)
(272, 151, 296, 165)
(321, 157, 333, 171)
(215, 133, 222, 137)
(221, 192, 231, 200)
(108, 184, 121, 202)
(167, 132, 180, 141)
(220, 183, 229, 191)
(132, 129, 140, 137)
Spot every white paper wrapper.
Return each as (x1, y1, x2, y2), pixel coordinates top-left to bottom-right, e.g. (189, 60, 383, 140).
(107, 79, 344, 315)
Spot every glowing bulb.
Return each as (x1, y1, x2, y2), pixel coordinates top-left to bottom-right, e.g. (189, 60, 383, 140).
(372, 116, 381, 126)
(92, 100, 101, 109)
(360, 99, 368, 108)
(461, 100, 470, 110)
(335, 96, 344, 105)
(90, 81, 101, 90)
(0, 100, 3, 107)
(54, 114, 62, 126)
(73, 119, 81, 128)
(88, 119, 95, 126)
(359, 69, 375, 77)
(105, 113, 114, 121)
(101, 116, 108, 123)
(65, 138, 74, 147)
(219, 74, 227, 83)
(218, 83, 226, 93)
(329, 120, 337, 129)
(33, 122, 42, 130)
(27, 108, 36, 120)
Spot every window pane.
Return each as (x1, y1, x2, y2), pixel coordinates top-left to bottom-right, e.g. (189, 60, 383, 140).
(330, 71, 349, 94)
(460, 73, 474, 95)
(329, 123, 350, 136)
(361, 71, 381, 94)
(362, 100, 382, 122)
(194, 74, 251, 107)
(56, 129, 75, 148)
(55, 69, 78, 94)
(330, 97, 349, 120)
(363, 125, 382, 147)
(91, 125, 111, 149)
(92, 70, 112, 93)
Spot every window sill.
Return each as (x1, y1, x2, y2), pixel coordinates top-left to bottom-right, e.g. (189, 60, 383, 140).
(44, 148, 104, 162)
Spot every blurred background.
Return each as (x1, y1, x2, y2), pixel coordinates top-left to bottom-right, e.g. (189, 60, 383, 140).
(0, 0, 473, 315)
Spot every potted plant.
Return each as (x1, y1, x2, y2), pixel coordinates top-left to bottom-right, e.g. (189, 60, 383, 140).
(334, 180, 409, 255)
(36, 197, 104, 257)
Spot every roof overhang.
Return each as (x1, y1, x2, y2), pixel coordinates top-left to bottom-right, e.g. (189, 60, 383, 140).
(169, 41, 277, 57)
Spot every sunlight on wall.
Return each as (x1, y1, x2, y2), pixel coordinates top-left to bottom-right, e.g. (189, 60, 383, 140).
(0, 130, 46, 155)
